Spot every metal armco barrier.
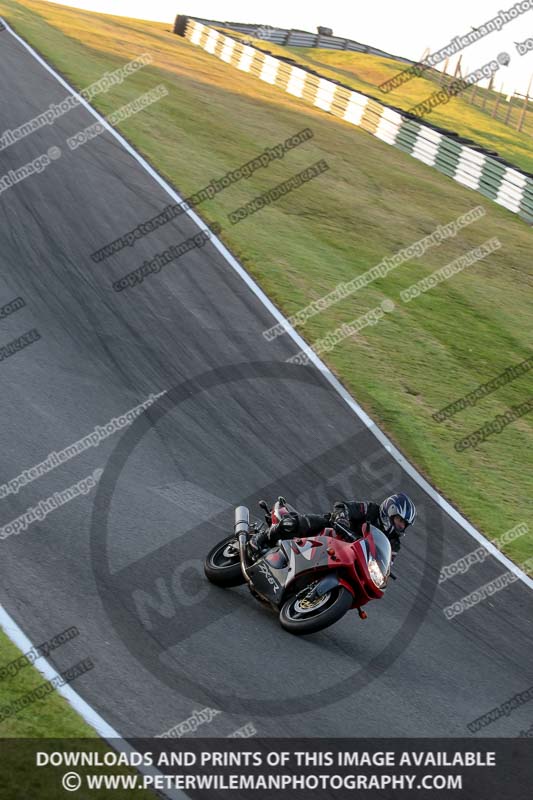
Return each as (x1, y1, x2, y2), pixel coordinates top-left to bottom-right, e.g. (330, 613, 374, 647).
(179, 17, 533, 225)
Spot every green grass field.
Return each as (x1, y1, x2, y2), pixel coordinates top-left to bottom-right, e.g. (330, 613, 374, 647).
(0, 628, 156, 796)
(0, 0, 531, 736)
(0, 626, 96, 737)
(218, 24, 533, 173)
(281, 46, 533, 165)
(236, 38, 533, 173)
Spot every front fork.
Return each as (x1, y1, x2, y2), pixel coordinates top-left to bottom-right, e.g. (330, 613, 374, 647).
(306, 573, 367, 619)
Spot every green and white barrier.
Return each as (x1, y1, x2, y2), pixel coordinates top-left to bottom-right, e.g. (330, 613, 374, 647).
(183, 19, 533, 225)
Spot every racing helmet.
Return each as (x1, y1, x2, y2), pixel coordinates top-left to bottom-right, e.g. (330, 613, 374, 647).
(379, 493, 416, 534)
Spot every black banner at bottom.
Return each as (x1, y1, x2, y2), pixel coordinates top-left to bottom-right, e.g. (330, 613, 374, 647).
(0, 738, 531, 799)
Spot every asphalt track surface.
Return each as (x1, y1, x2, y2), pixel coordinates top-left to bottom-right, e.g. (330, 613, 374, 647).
(1, 26, 532, 742)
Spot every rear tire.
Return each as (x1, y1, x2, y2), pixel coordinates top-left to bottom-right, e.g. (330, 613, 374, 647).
(279, 585, 353, 635)
(204, 536, 246, 587)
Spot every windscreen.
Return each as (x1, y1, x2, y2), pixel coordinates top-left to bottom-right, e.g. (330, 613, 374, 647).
(368, 526, 392, 575)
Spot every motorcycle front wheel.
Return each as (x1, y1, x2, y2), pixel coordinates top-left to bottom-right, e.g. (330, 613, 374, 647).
(279, 585, 353, 635)
(204, 535, 246, 587)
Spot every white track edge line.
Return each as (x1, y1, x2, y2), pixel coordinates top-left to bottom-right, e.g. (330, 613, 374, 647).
(1, 28, 195, 792)
(0, 606, 187, 799)
(1, 14, 531, 770)
(1, 16, 531, 599)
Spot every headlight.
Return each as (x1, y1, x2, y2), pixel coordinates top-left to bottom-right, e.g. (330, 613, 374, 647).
(368, 557, 387, 589)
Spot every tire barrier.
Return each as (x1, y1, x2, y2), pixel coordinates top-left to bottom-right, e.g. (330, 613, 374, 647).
(180, 17, 533, 225)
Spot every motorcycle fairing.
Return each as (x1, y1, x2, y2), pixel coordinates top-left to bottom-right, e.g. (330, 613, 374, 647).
(246, 537, 331, 607)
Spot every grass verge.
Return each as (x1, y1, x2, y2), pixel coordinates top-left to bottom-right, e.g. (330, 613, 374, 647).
(0, 0, 531, 685)
(0, 627, 156, 796)
(251, 40, 533, 173)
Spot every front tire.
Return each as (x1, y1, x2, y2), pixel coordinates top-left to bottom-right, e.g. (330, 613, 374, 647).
(279, 585, 353, 635)
(204, 536, 246, 587)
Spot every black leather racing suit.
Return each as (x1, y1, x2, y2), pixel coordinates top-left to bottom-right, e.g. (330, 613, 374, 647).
(267, 500, 403, 557)
(332, 500, 403, 555)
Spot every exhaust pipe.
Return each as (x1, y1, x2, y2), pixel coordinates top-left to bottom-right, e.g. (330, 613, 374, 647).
(235, 506, 253, 585)
(235, 506, 249, 537)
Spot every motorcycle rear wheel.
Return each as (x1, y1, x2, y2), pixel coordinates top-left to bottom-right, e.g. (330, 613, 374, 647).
(204, 536, 246, 587)
(279, 585, 353, 635)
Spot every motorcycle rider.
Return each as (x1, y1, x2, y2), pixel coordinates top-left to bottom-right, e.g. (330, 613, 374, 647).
(251, 493, 416, 561)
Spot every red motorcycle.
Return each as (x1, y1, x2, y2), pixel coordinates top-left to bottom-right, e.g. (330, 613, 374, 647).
(204, 497, 393, 635)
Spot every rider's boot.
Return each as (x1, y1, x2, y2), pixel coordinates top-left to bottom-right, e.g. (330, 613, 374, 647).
(250, 511, 302, 552)
(249, 522, 281, 553)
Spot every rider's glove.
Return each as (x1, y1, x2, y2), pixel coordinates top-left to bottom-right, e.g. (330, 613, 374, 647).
(264, 512, 298, 547)
(388, 532, 402, 555)
(279, 512, 299, 534)
(330, 507, 356, 541)
(331, 504, 349, 526)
